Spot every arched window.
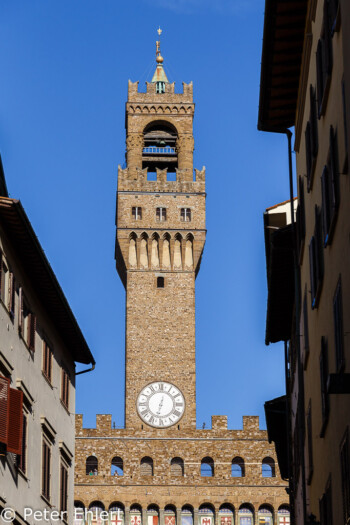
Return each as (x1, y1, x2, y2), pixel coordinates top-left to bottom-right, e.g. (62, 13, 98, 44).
(140, 456, 153, 476)
(198, 504, 215, 524)
(258, 505, 273, 524)
(74, 502, 85, 523)
(262, 457, 276, 477)
(142, 121, 178, 173)
(231, 456, 245, 477)
(86, 456, 98, 475)
(89, 501, 105, 515)
(130, 504, 142, 525)
(111, 456, 124, 476)
(277, 505, 290, 524)
(165, 505, 176, 525)
(109, 503, 125, 524)
(147, 505, 159, 525)
(181, 506, 193, 525)
(201, 457, 214, 477)
(170, 457, 184, 477)
(218, 504, 234, 525)
(238, 504, 254, 525)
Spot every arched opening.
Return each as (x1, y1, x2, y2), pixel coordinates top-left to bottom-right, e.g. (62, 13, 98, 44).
(173, 234, 182, 269)
(129, 233, 137, 268)
(140, 234, 149, 269)
(164, 505, 176, 525)
(111, 456, 124, 476)
(86, 456, 98, 475)
(151, 233, 160, 268)
(238, 504, 254, 525)
(170, 457, 184, 476)
(185, 234, 193, 269)
(201, 457, 214, 477)
(74, 501, 85, 521)
(231, 456, 245, 477)
(147, 505, 159, 525)
(109, 502, 125, 524)
(181, 506, 194, 525)
(277, 505, 290, 524)
(140, 456, 153, 476)
(130, 504, 142, 525)
(219, 504, 234, 525)
(89, 501, 105, 515)
(258, 505, 273, 524)
(262, 457, 276, 477)
(142, 121, 178, 172)
(162, 233, 171, 269)
(198, 504, 215, 525)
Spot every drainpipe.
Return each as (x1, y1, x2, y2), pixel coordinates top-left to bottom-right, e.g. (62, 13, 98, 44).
(75, 362, 96, 376)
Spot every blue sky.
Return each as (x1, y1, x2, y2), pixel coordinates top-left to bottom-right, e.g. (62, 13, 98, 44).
(0, 0, 292, 429)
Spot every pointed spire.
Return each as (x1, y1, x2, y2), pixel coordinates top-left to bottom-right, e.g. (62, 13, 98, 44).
(151, 27, 169, 90)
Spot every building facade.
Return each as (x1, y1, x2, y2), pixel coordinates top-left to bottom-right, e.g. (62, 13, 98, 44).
(0, 159, 95, 525)
(259, 0, 350, 524)
(74, 37, 290, 525)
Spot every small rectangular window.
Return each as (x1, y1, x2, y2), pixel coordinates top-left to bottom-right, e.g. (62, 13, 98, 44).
(43, 341, 52, 383)
(156, 207, 166, 222)
(132, 207, 142, 220)
(19, 292, 36, 351)
(333, 277, 344, 372)
(42, 438, 51, 502)
(17, 412, 27, 475)
(60, 461, 68, 514)
(157, 276, 164, 288)
(180, 208, 191, 222)
(61, 369, 69, 410)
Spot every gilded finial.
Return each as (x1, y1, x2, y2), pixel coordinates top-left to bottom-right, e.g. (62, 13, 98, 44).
(156, 27, 164, 64)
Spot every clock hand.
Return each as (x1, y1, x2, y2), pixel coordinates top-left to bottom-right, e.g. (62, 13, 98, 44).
(156, 395, 164, 415)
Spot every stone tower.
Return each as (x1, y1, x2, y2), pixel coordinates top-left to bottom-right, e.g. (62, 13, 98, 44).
(74, 33, 290, 525)
(115, 36, 206, 431)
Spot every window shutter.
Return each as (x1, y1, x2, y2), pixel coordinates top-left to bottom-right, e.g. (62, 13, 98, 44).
(7, 387, 23, 455)
(323, 1, 333, 78)
(0, 375, 10, 445)
(0, 250, 3, 301)
(310, 85, 318, 158)
(8, 274, 15, 318)
(321, 165, 330, 244)
(28, 314, 36, 351)
(309, 236, 316, 308)
(316, 40, 324, 115)
(329, 126, 339, 214)
(305, 122, 312, 189)
(18, 287, 23, 334)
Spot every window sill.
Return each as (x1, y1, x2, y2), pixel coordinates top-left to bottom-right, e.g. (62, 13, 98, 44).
(60, 400, 70, 415)
(17, 467, 28, 482)
(0, 299, 14, 323)
(42, 371, 53, 389)
(40, 494, 52, 507)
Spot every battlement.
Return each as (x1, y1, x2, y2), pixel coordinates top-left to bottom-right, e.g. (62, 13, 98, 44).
(117, 165, 205, 193)
(76, 413, 265, 439)
(128, 80, 193, 103)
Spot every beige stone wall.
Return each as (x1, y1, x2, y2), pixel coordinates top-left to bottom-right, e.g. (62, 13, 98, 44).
(75, 415, 289, 517)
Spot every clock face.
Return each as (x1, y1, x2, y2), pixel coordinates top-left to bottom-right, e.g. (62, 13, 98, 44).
(136, 381, 185, 428)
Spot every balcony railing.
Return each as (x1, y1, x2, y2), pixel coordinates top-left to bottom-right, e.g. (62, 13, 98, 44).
(143, 146, 175, 155)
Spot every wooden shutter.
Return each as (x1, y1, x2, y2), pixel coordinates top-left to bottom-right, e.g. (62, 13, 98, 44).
(8, 273, 15, 319)
(309, 236, 316, 308)
(28, 313, 36, 351)
(305, 122, 312, 190)
(321, 165, 330, 244)
(42, 440, 51, 500)
(18, 413, 27, 473)
(310, 85, 318, 159)
(18, 287, 23, 334)
(60, 463, 68, 512)
(0, 375, 10, 445)
(316, 39, 324, 115)
(7, 387, 23, 455)
(329, 126, 339, 214)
